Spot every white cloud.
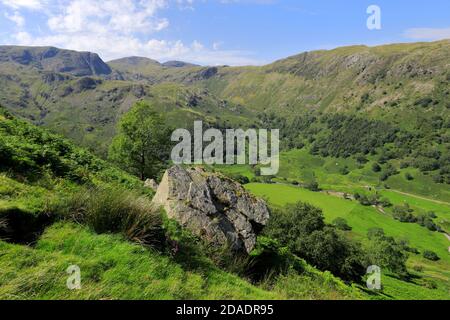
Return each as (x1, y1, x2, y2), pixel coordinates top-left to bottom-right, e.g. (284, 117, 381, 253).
(5, 11, 25, 27)
(47, 0, 169, 34)
(1, 0, 43, 10)
(404, 27, 450, 40)
(13, 31, 261, 65)
(3, 0, 261, 66)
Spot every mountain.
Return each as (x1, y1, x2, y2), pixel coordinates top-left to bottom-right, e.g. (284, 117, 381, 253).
(0, 41, 449, 300)
(0, 46, 112, 76)
(0, 41, 448, 156)
(162, 60, 199, 68)
(0, 46, 253, 156)
(194, 40, 450, 129)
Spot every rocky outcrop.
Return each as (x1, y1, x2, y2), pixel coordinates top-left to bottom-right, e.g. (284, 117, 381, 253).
(0, 46, 112, 76)
(152, 166, 270, 253)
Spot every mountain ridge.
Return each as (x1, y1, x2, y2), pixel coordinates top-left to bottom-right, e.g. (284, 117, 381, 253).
(0, 45, 112, 77)
(0, 40, 448, 156)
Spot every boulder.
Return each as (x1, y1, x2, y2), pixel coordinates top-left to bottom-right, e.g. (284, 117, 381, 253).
(152, 166, 270, 253)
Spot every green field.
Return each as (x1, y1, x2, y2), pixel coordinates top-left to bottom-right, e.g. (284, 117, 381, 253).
(245, 183, 450, 300)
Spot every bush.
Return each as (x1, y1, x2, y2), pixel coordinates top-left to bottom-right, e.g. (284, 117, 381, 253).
(392, 204, 417, 223)
(305, 180, 320, 192)
(264, 202, 366, 282)
(56, 187, 166, 249)
(372, 163, 382, 172)
(405, 172, 414, 181)
(227, 173, 250, 185)
(416, 215, 440, 232)
(339, 166, 350, 175)
(247, 236, 304, 282)
(423, 250, 440, 261)
(332, 217, 352, 231)
(367, 229, 408, 275)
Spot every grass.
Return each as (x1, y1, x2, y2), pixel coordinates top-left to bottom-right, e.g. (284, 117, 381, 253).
(245, 183, 450, 300)
(0, 107, 366, 300)
(0, 222, 275, 300)
(54, 187, 166, 248)
(217, 148, 450, 202)
(0, 222, 362, 300)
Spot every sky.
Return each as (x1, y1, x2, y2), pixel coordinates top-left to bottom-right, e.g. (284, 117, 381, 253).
(0, 0, 449, 65)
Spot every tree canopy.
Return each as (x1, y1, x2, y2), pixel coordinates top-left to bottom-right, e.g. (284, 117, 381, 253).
(109, 102, 172, 180)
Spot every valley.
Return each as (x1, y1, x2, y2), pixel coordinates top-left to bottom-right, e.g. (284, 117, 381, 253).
(0, 40, 449, 300)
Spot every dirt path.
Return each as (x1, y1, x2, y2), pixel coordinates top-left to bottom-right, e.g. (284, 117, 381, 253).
(389, 190, 450, 206)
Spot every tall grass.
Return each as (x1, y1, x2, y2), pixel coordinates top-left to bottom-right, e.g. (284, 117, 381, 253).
(55, 187, 166, 249)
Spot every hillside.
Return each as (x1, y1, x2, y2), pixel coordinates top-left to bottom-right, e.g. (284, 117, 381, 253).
(0, 41, 448, 157)
(0, 107, 364, 300)
(0, 55, 253, 156)
(0, 46, 112, 77)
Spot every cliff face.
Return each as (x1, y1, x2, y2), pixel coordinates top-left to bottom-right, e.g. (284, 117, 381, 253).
(0, 46, 112, 76)
(152, 166, 270, 253)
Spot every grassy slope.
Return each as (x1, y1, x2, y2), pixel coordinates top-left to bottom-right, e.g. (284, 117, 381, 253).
(205, 40, 450, 129)
(0, 64, 255, 157)
(0, 173, 361, 300)
(0, 110, 361, 300)
(1, 40, 449, 158)
(0, 223, 276, 300)
(245, 183, 450, 300)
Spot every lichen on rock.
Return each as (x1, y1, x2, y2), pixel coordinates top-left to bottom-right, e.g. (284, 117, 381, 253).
(152, 165, 270, 253)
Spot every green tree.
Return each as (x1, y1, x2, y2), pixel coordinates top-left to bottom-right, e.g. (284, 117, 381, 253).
(109, 102, 172, 180)
(264, 202, 366, 281)
(367, 230, 408, 275)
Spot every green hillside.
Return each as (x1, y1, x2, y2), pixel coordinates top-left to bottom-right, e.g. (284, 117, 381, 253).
(0, 107, 365, 300)
(1, 40, 448, 158)
(0, 39, 449, 301)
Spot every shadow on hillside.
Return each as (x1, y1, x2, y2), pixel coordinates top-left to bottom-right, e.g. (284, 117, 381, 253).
(0, 207, 55, 245)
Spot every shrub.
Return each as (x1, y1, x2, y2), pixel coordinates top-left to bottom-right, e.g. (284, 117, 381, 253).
(367, 230, 408, 275)
(264, 202, 366, 282)
(405, 172, 414, 181)
(247, 236, 304, 282)
(423, 279, 438, 290)
(392, 204, 417, 223)
(56, 187, 166, 249)
(305, 180, 320, 192)
(332, 217, 352, 231)
(372, 163, 382, 172)
(340, 166, 350, 175)
(226, 173, 250, 185)
(423, 250, 440, 261)
(400, 161, 410, 169)
(416, 215, 440, 232)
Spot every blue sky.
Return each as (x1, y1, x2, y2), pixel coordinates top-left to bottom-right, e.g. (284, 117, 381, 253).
(0, 0, 449, 65)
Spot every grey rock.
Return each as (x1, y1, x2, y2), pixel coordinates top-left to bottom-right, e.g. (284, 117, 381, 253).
(152, 166, 270, 253)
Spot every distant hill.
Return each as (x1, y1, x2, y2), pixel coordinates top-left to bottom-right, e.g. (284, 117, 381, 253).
(162, 60, 199, 68)
(0, 40, 448, 157)
(108, 56, 161, 68)
(0, 46, 112, 76)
